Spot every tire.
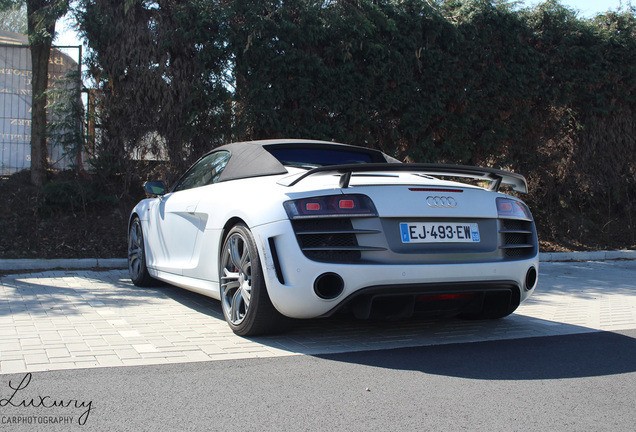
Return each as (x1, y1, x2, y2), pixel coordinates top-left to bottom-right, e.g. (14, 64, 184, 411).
(128, 217, 156, 287)
(219, 224, 285, 336)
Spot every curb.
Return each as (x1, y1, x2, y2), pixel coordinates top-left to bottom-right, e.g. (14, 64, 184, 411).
(539, 250, 636, 262)
(0, 251, 635, 272)
(0, 258, 127, 272)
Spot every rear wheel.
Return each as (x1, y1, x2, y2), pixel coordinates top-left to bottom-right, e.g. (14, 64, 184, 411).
(128, 217, 155, 287)
(220, 224, 285, 336)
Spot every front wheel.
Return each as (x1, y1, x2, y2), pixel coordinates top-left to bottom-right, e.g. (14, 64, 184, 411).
(128, 217, 156, 287)
(220, 224, 285, 336)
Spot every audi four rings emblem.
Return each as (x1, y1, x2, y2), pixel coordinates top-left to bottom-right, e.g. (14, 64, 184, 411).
(426, 196, 457, 208)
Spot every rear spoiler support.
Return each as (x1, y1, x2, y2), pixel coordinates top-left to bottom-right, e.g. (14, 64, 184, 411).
(278, 163, 527, 193)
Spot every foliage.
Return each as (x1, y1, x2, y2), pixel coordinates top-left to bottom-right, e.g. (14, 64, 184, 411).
(40, 175, 118, 214)
(23, 0, 71, 187)
(46, 68, 86, 173)
(76, 0, 231, 183)
(73, 0, 636, 250)
(0, 170, 129, 259)
(0, 1, 27, 33)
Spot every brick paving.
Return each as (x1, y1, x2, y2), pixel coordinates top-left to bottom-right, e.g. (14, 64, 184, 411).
(1, 260, 635, 374)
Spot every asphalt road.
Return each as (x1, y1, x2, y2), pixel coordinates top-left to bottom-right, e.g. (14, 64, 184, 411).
(1, 328, 635, 431)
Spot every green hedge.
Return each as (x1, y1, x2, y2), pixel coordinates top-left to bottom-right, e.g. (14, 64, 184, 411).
(78, 0, 636, 249)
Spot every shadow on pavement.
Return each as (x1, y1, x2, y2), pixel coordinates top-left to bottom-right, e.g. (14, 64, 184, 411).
(0, 272, 174, 318)
(314, 329, 636, 380)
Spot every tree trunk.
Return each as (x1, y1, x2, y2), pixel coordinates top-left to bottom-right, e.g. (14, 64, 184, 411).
(27, 1, 56, 187)
(29, 39, 52, 187)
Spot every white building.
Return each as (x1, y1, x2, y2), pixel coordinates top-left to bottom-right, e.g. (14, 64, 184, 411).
(0, 30, 81, 175)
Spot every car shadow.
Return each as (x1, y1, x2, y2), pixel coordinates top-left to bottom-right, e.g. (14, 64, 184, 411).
(154, 283, 224, 320)
(125, 275, 636, 383)
(0, 271, 182, 318)
(310, 329, 636, 381)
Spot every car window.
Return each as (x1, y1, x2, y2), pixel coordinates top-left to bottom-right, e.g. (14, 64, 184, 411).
(265, 147, 377, 167)
(173, 151, 231, 192)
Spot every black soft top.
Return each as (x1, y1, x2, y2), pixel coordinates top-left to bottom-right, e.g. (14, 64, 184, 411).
(214, 139, 394, 183)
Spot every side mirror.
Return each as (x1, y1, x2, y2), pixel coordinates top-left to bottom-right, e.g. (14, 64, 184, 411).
(143, 181, 167, 196)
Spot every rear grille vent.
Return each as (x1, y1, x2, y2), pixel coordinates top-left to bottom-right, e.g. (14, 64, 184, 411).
(300, 232, 358, 249)
(291, 218, 383, 263)
(499, 219, 536, 259)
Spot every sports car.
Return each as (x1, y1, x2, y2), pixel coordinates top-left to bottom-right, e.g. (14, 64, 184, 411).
(128, 139, 539, 336)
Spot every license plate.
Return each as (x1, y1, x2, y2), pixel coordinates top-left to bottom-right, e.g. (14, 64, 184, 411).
(400, 222, 480, 243)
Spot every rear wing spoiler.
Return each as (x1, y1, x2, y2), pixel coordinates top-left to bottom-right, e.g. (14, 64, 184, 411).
(277, 163, 528, 193)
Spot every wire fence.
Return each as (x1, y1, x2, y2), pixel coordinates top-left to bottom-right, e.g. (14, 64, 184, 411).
(0, 43, 82, 176)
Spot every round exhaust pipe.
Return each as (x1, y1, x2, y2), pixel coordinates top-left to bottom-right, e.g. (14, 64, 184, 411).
(314, 273, 344, 300)
(525, 266, 538, 291)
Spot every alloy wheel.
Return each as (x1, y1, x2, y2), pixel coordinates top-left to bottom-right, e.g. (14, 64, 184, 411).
(128, 219, 144, 281)
(220, 232, 252, 326)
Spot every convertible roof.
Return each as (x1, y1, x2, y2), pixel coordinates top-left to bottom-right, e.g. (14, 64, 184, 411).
(215, 139, 392, 182)
(190, 139, 527, 193)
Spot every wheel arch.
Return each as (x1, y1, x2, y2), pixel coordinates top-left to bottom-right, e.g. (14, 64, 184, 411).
(219, 216, 248, 246)
(128, 211, 141, 232)
(217, 216, 272, 295)
(127, 211, 156, 286)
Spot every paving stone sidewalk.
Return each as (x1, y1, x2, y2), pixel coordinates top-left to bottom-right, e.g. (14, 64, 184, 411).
(1, 260, 635, 374)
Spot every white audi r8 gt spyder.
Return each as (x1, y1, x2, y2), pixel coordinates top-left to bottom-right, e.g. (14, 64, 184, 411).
(128, 139, 538, 336)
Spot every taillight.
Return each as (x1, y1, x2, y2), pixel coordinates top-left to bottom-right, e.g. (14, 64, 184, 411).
(338, 199, 355, 209)
(496, 197, 532, 220)
(284, 194, 378, 219)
